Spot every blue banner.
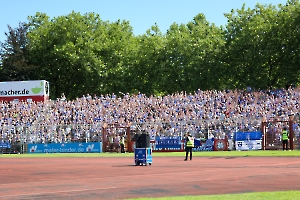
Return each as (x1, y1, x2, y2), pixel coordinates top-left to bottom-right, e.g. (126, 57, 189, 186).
(0, 142, 11, 148)
(235, 131, 262, 141)
(154, 136, 182, 150)
(194, 139, 201, 147)
(28, 142, 102, 153)
(193, 138, 214, 151)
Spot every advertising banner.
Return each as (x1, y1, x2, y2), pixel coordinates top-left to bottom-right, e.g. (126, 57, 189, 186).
(0, 80, 49, 97)
(155, 136, 182, 149)
(214, 139, 228, 151)
(28, 142, 102, 153)
(235, 131, 262, 140)
(0, 142, 11, 148)
(193, 138, 214, 151)
(235, 131, 262, 150)
(235, 140, 262, 150)
(194, 139, 201, 147)
(150, 136, 183, 152)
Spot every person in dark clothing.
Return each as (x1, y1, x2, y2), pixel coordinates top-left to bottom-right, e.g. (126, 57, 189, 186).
(119, 135, 125, 153)
(184, 132, 194, 161)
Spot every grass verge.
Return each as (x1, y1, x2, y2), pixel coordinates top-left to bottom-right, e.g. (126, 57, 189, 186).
(131, 190, 300, 200)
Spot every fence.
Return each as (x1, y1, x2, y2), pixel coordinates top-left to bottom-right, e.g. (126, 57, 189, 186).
(1, 114, 299, 153)
(293, 113, 300, 149)
(28, 142, 102, 153)
(130, 117, 263, 140)
(0, 124, 103, 144)
(0, 123, 104, 154)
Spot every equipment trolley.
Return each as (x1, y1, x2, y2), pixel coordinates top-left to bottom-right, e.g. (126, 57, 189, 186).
(134, 147, 152, 166)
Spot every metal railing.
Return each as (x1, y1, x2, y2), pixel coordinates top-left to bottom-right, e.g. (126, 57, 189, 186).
(2, 114, 299, 152)
(129, 118, 263, 141)
(0, 123, 104, 145)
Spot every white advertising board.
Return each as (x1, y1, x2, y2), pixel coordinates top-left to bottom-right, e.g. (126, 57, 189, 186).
(0, 80, 49, 97)
(235, 140, 262, 150)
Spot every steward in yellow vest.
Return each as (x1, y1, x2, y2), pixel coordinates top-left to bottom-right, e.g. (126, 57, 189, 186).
(282, 127, 289, 151)
(184, 132, 194, 161)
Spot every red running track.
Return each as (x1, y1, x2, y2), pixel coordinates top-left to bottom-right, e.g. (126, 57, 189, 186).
(0, 156, 300, 200)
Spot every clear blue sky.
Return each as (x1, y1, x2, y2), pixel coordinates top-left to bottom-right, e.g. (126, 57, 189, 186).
(0, 0, 287, 43)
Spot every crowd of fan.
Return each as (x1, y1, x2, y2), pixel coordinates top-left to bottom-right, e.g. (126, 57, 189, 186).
(0, 86, 300, 144)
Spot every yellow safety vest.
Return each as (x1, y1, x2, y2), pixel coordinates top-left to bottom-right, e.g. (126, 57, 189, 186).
(119, 137, 124, 145)
(282, 130, 289, 140)
(186, 136, 194, 147)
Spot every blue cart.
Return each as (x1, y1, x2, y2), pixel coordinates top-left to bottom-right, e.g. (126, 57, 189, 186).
(134, 148, 152, 166)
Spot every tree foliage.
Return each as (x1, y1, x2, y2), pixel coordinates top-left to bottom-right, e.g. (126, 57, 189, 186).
(223, 0, 300, 89)
(0, 0, 299, 99)
(0, 22, 37, 81)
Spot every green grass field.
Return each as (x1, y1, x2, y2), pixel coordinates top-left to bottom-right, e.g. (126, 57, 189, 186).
(132, 190, 300, 200)
(1, 150, 299, 199)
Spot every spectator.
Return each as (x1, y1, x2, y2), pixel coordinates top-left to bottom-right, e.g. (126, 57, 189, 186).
(0, 86, 299, 143)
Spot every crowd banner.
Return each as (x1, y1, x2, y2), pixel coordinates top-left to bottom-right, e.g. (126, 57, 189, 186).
(150, 136, 184, 152)
(235, 131, 262, 150)
(0, 142, 11, 149)
(235, 131, 262, 140)
(143, 137, 230, 152)
(28, 142, 102, 153)
(194, 138, 201, 147)
(193, 138, 214, 151)
(236, 140, 262, 150)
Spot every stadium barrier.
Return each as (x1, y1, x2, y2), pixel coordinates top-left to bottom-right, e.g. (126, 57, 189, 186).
(0, 142, 11, 149)
(151, 136, 183, 152)
(0, 142, 11, 154)
(27, 142, 102, 153)
(147, 137, 227, 152)
(0, 142, 21, 154)
(1, 114, 299, 153)
(235, 131, 262, 151)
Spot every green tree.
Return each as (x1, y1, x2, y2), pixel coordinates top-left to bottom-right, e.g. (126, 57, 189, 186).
(160, 14, 224, 94)
(276, 0, 300, 87)
(223, 1, 300, 90)
(27, 12, 107, 99)
(185, 14, 225, 91)
(2, 2, 299, 99)
(223, 4, 270, 89)
(128, 23, 166, 95)
(92, 19, 135, 95)
(0, 22, 37, 81)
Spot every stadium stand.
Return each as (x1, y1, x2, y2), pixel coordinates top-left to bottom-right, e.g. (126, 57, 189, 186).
(0, 87, 299, 152)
